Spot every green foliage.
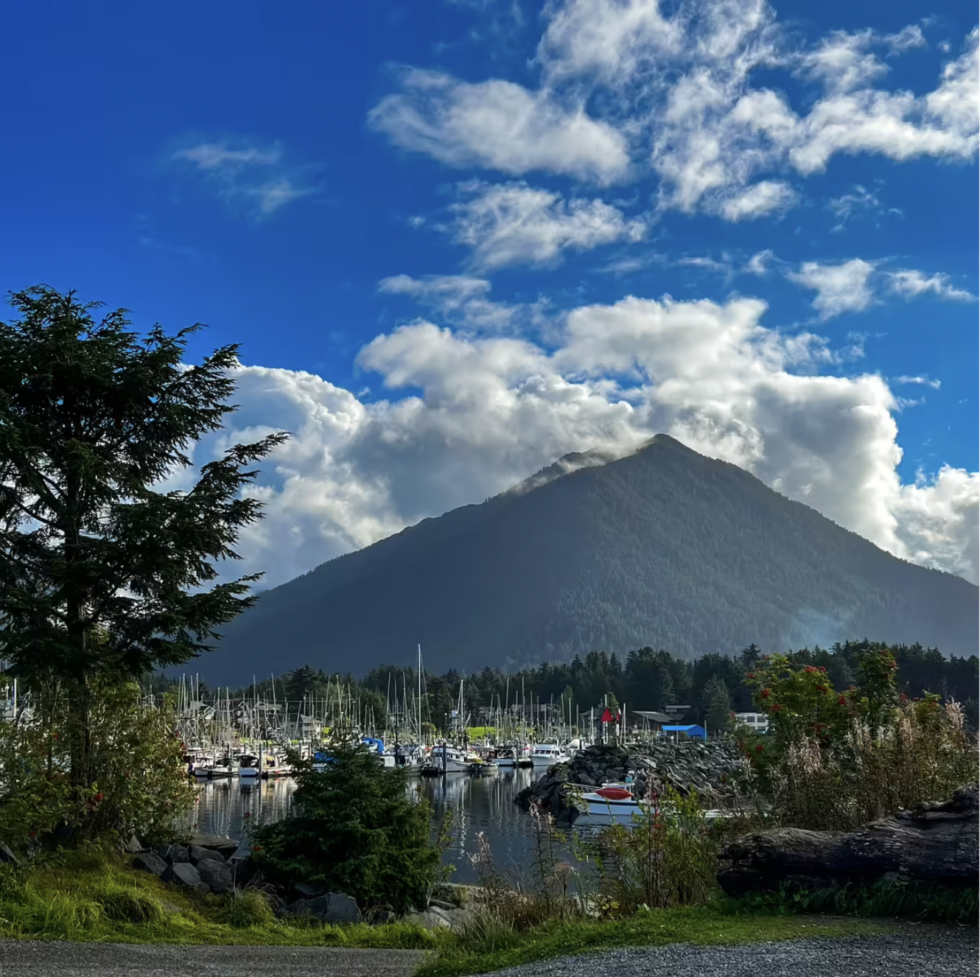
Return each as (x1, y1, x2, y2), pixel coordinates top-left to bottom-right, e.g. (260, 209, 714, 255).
(0, 677, 193, 849)
(737, 646, 979, 829)
(0, 285, 287, 791)
(722, 878, 978, 926)
(573, 786, 719, 916)
(702, 676, 733, 735)
(249, 742, 444, 912)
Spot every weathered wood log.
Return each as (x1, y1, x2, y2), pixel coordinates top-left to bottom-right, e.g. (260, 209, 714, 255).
(717, 784, 978, 897)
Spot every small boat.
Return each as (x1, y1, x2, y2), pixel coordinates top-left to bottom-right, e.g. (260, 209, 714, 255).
(491, 747, 517, 768)
(238, 753, 261, 780)
(427, 744, 470, 773)
(529, 744, 571, 768)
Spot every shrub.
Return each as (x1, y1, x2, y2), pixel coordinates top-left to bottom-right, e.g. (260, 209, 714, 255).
(573, 785, 719, 916)
(249, 742, 444, 913)
(738, 648, 979, 830)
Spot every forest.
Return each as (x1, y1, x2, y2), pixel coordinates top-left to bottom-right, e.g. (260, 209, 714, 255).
(147, 638, 980, 734)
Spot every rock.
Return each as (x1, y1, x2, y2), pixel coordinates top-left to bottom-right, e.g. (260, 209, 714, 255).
(428, 898, 457, 911)
(196, 856, 233, 894)
(162, 862, 202, 888)
(229, 857, 260, 889)
(156, 844, 190, 864)
(121, 833, 143, 854)
(717, 783, 979, 897)
(187, 833, 238, 857)
(0, 844, 21, 867)
(370, 909, 398, 925)
(288, 892, 362, 925)
(403, 909, 451, 930)
(131, 852, 167, 877)
(189, 844, 225, 865)
(293, 881, 326, 899)
(194, 881, 212, 894)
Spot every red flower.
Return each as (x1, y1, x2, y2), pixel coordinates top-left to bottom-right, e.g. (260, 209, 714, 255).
(761, 689, 771, 699)
(251, 845, 262, 853)
(818, 667, 827, 673)
(29, 831, 37, 839)
(52, 733, 59, 740)
(837, 696, 847, 706)
(771, 703, 782, 712)
(817, 685, 828, 694)
(95, 792, 104, 803)
(746, 672, 756, 679)
(755, 744, 764, 753)
(899, 692, 909, 702)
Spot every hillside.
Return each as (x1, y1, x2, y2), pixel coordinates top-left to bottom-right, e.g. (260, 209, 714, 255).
(204, 435, 979, 681)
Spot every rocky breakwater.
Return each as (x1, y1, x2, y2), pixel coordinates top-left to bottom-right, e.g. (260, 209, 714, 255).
(131, 832, 239, 894)
(515, 740, 744, 821)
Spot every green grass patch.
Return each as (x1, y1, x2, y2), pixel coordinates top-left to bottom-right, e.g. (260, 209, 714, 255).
(415, 905, 901, 977)
(0, 851, 445, 949)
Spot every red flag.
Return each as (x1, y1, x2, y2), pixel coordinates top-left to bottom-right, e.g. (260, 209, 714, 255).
(600, 708, 614, 723)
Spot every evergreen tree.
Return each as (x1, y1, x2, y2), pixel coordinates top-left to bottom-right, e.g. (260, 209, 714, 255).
(285, 665, 320, 706)
(0, 286, 287, 788)
(703, 675, 733, 734)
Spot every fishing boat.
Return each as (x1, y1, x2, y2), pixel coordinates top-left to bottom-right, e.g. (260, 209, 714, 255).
(426, 744, 470, 773)
(490, 747, 518, 768)
(238, 753, 261, 780)
(529, 744, 571, 768)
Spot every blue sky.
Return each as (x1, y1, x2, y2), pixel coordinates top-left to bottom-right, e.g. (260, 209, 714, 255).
(2, 0, 977, 587)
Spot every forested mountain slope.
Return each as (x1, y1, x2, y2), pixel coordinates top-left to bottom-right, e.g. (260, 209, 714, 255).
(205, 435, 978, 680)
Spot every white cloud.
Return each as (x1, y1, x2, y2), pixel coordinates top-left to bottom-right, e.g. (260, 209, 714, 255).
(377, 274, 528, 331)
(194, 292, 977, 590)
(716, 180, 798, 221)
(368, 6, 978, 221)
(172, 140, 317, 219)
(787, 259, 877, 319)
(367, 69, 630, 184)
(893, 375, 941, 389)
(446, 181, 647, 270)
(744, 249, 775, 275)
(886, 269, 977, 302)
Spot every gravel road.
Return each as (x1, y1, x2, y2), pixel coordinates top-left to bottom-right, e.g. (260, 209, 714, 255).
(0, 941, 426, 976)
(0, 930, 975, 977)
(476, 931, 978, 977)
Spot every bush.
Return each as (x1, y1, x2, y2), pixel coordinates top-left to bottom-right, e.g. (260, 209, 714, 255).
(0, 677, 193, 851)
(573, 785, 719, 916)
(249, 742, 444, 913)
(737, 647, 979, 830)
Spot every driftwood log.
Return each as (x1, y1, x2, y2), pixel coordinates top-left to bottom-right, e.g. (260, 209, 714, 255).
(717, 784, 979, 897)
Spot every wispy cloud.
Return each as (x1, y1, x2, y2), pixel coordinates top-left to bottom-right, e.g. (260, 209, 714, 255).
(885, 269, 976, 302)
(894, 375, 942, 389)
(137, 236, 210, 262)
(171, 139, 318, 220)
(826, 183, 902, 232)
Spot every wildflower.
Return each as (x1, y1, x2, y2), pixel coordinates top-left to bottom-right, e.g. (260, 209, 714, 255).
(95, 792, 104, 803)
(771, 704, 782, 712)
(837, 696, 847, 706)
(52, 733, 59, 740)
(251, 845, 262, 853)
(755, 744, 764, 753)
(814, 723, 824, 733)
(818, 667, 827, 673)
(899, 692, 909, 702)
(29, 831, 37, 839)
(746, 672, 756, 679)
(761, 689, 771, 699)
(817, 685, 828, 694)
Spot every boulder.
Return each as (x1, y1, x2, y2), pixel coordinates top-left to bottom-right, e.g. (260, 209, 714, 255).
(162, 862, 202, 888)
(293, 881, 326, 899)
(131, 852, 167, 878)
(189, 844, 225, 865)
(156, 844, 190, 864)
(196, 856, 233, 894)
(121, 833, 143, 855)
(187, 833, 238, 857)
(717, 784, 979, 897)
(403, 909, 451, 930)
(286, 892, 362, 925)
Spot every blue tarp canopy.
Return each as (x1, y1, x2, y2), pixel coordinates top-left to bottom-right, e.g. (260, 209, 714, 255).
(662, 724, 707, 740)
(362, 737, 384, 754)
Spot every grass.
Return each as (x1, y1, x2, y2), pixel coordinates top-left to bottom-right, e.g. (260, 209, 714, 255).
(0, 850, 446, 949)
(415, 904, 902, 977)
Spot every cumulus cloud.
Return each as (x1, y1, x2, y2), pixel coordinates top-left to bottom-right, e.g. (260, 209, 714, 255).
(367, 69, 630, 184)
(368, 3, 979, 220)
(787, 259, 877, 318)
(445, 181, 647, 270)
(171, 140, 318, 220)
(885, 269, 977, 302)
(188, 292, 977, 590)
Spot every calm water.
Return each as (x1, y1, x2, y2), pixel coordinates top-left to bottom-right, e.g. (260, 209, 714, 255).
(187, 767, 566, 884)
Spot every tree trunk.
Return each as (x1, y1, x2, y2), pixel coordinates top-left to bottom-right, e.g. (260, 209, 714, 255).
(717, 784, 978, 896)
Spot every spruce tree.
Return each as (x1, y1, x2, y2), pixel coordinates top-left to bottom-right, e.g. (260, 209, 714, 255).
(0, 286, 288, 787)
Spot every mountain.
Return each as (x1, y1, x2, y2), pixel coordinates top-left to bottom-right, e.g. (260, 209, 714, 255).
(204, 435, 979, 682)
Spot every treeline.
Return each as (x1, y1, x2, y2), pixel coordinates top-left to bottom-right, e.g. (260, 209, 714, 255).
(148, 639, 979, 732)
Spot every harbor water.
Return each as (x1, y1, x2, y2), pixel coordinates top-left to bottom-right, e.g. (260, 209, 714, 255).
(187, 767, 568, 885)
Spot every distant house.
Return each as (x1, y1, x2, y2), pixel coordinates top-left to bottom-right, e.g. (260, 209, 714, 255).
(734, 712, 769, 733)
(662, 724, 707, 741)
(632, 710, 672, 732)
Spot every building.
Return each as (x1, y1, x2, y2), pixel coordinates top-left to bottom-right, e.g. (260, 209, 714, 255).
(632, 710, 672, 732)
(734, 712, 769, 733)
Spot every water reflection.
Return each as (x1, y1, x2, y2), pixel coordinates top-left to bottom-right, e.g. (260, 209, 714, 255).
(189, 768, 570, 883)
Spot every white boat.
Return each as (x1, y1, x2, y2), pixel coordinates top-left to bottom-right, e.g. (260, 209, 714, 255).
(491, 747, 518, 768)
(238, 753, 261, 779)
(428, 744, 471, 773)
(573, 782, 745, 825)
(529, 744, 571, 768)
